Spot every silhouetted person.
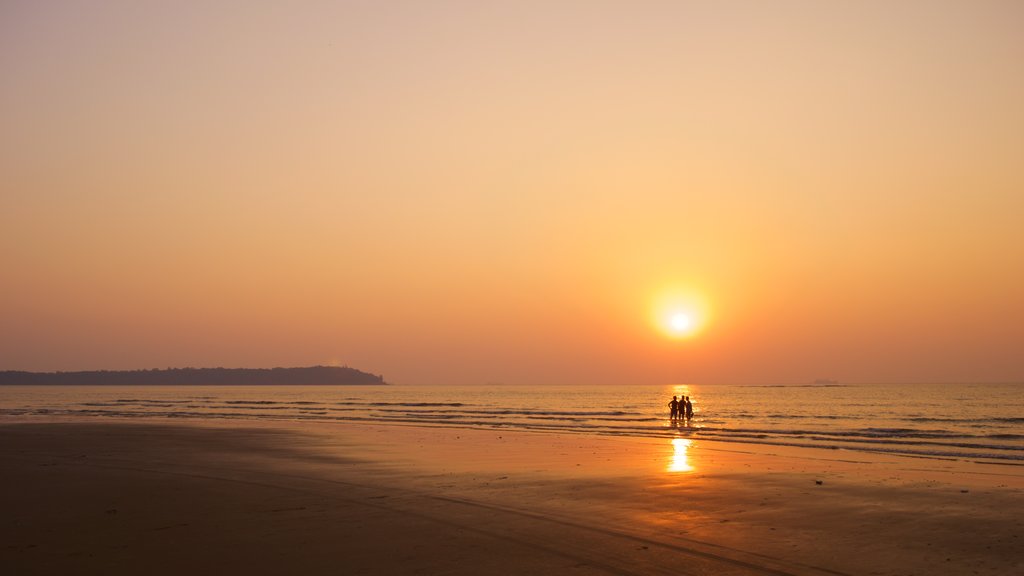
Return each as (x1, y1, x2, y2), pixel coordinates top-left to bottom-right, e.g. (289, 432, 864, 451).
(685, 396, 694, 420)
(668, 396, 680, 420)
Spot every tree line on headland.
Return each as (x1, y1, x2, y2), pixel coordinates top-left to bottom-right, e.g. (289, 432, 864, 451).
(0, 366, 386, 386)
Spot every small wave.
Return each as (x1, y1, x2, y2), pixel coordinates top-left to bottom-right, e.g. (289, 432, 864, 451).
(725, 413, 847, 420)
(859, 427, 960, 438)
(331, 401, 470, 407)
(368, 407, 640, 417)
(678, 425, 971, 441)
(207, 405, 304, 411)
(904, 416, 1024, 425)
(798, 435, 1024, 452)
(682, 434, 1024, 463)
(744, 384, 850, 388)
(986, 433, 1024, 440)
(903, 417, 961, 423)
(96, 399, 191, 405)
(384, 413, 661, 424)
(223, 400, 324, 406)
(368, 402, 466, 407)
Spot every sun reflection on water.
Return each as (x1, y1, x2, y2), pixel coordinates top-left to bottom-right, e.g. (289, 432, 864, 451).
(668, 438, 694, 473)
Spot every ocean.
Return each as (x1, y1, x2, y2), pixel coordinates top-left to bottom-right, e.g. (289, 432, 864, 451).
(2, 382, 1021, 464)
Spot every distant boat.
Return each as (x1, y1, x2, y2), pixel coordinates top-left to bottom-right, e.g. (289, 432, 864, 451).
(812, 378, 840, 385)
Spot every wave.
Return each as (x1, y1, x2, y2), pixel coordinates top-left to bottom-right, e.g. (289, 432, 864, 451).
(986, 433, 1024, 440)
(224, 400, 323, 405)
(743, 384, 850, 388)
(22, 404, 1022, 444)
(8, 404, 1022, 464)
(904, 416, 1024, 424)
(89, 399, 641, 418)
(364, 402, 468, 407)
(370, 408, 642, 417)
(6, 386, 1022, 465)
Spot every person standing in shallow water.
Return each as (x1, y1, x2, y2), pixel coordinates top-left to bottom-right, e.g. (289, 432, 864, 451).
(684, 396, 694, 420)
(668, 396, 680, 420)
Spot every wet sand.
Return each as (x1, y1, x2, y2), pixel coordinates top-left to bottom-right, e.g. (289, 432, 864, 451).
(1, 419, 1022, 575)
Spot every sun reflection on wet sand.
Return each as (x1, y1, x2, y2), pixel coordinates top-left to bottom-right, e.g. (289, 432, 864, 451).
(668, 438, 694, 473)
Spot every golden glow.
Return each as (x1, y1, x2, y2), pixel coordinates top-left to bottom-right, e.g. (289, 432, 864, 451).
(2, 4, 1022, 385)
(670, 313, 691, 332)
(652, 288, 710, 340)
(667, 438, 694, 473)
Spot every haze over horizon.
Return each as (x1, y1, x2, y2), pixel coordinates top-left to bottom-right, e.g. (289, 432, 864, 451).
(3, 1, 1022, 385)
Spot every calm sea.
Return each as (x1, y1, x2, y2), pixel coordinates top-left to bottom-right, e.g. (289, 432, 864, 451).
(2, 383, 1021, 464)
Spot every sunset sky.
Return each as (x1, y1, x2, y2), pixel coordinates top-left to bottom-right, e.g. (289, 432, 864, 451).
(3, 1, 1022, 384)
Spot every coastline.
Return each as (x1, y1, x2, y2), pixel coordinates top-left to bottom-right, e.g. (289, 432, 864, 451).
(3, 383, 1020, 465)
(0, 366, 386, 386)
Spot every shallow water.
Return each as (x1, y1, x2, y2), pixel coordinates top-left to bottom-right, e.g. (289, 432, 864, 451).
(2, 382, 1021, 464)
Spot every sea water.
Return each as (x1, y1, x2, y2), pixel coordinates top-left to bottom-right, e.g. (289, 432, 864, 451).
(1, 382, 1021, 464)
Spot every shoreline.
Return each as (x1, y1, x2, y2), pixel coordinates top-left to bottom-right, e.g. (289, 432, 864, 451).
(2, 382, 1020, 466)
(2, 417, 1022, 575)
(3, 409, 1021, 468)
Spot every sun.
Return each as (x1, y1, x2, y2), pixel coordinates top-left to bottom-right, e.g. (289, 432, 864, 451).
(665, 310, 697, 337)
(670, 312, 692, 333)
(650, 287, 709, 340)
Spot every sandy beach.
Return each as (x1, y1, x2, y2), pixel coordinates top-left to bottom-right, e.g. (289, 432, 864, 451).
(1, 419, 1021, 576)
(6, 2, 1024, 574)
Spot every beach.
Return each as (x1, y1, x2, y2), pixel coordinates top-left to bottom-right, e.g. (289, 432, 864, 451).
(6, 2, 1024, 574)
(2, 419, 1021, 575)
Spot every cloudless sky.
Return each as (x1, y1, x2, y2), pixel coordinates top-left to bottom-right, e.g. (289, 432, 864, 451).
(3, 1, 1022, 384)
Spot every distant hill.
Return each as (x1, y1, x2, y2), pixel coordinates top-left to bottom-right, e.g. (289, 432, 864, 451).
(0, 366, 386, 386)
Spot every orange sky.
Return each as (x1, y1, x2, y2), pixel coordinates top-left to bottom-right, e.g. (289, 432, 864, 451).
(2, 1, 1022, 384)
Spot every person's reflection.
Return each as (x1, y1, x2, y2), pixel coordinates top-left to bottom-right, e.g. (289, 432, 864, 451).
(668, 438, 694, 472)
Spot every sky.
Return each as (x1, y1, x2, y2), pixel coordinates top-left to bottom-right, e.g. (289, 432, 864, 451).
(2, 1, 1022, 385)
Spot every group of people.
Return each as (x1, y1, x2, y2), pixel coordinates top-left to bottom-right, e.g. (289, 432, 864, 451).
(668, 395, 693, 420)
